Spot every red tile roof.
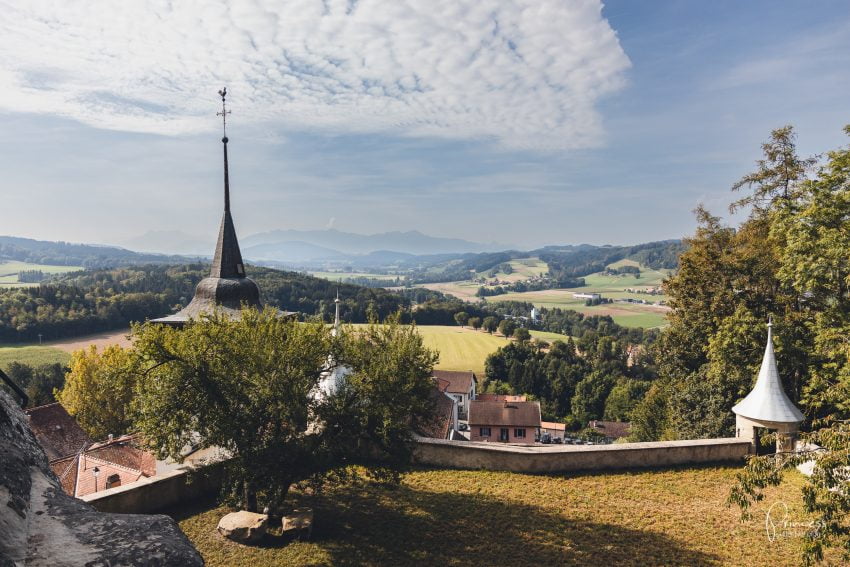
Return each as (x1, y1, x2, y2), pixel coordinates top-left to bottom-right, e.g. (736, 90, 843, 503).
(48, 435, 157, 497)
(468, 400, 541, 428)
(26, 403, 92, 461)
(432, 370, 476, 394)
(540, 421, 566, 432)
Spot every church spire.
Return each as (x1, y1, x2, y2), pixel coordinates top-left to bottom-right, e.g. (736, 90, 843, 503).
(210, 87, 246, 279)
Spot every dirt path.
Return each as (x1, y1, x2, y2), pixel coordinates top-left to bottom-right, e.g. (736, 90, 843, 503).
(46, 329, 132, 353)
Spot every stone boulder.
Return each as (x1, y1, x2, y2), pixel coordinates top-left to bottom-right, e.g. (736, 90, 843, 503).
(0, 389, 204, 567)
(217, 510, 268, 543)
(282, 507, 313, 540)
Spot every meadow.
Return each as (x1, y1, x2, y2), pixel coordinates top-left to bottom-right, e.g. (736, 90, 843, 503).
(0, 260, 82, 287)
(0, 345, 70, 370)
(419, 258, 671, 329)
(171, 464, 825, 567)
(355, 325, 569, 376)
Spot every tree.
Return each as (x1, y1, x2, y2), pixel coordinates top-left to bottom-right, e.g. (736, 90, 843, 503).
(56, 345, 139, 439)
(482, 316, 499, 334)
(603, 378, 650, 422)
(513, 328, 531, 343)
(454, 311, 469, 327)
(728, 126, 850, 563)
(498, 319, 516, 338)
(469, 317, 482, 330)
(132, 308, 438, 513)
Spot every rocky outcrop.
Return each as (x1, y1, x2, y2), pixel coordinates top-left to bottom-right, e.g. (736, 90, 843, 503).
(216, 511, 268, 544)
(0, 389, 204, 567)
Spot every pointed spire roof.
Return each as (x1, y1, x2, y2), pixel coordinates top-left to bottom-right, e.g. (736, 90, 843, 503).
(332, 290, 341, 337)
(210, 87, 246, 279)
(732, 320, 804, 424)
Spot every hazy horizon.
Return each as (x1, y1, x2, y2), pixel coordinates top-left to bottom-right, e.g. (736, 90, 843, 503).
(1, 1, 848, 249)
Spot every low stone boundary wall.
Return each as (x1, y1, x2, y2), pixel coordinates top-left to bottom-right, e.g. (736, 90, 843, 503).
(82, 438, 750, 514)
(413, 437, 751, 473)
(83, 461, 224, 514)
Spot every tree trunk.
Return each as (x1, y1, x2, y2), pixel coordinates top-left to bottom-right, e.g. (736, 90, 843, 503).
(243, 480, 258, 513)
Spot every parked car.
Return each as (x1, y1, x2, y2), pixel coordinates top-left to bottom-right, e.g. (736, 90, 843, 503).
(541, 433, 552, 444)
(458, 423, 468, 431)
(553, 437, 562, 444)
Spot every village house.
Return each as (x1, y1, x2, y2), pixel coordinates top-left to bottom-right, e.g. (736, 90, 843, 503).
(432, 370, 477, 420)
(418, 376, 461, 440)
(26, 402, 158, 497)
(587, 420, 632, 442)
(540, 420, 567, 440)
(49, 435, 157, 498)
(468, 400, 541, 444)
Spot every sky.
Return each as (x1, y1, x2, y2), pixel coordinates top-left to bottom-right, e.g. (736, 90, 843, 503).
(0, 0, 848, 251)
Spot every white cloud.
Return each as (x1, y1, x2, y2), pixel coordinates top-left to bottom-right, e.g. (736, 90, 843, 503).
(0, 0, 629, 149)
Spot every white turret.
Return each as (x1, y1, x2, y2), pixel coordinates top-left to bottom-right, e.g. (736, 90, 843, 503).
(732, 320, 803, 453)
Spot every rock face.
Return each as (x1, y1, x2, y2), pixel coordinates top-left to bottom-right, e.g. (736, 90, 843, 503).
(216, 511, 268, 544)
(0, 389, 204, 567)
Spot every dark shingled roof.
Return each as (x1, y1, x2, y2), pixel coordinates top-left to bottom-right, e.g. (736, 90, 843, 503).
(25, 403, 92, 461)
(468, 400, 541, 428)
(417, 382, 456, 440)
(151, 115, 274, 326)
(432, 370, 476, 395)
(588, 420, 632, 439)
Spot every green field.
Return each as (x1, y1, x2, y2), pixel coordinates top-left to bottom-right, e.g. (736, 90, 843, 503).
(476, 256, 548, 283)
(0, 346, 71, 370)
(172, 465, 823, 566)
(0, 261, 82, 288)
(420, 259, 671, 329)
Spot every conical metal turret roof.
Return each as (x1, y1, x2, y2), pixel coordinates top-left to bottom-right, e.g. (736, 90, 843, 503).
(732, 321, 804, 424)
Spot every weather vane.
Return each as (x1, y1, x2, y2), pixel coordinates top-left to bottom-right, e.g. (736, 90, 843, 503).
(217, 87, 231, 139)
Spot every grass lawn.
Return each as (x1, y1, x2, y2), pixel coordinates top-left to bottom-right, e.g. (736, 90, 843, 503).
(354, 325, 509, 376)
(415, 326, 510, 376)
(529, 330, 573, 342)
(0, 346, 70, 370)
(171, 465, 828, 566)
(0, 261, 82, 288)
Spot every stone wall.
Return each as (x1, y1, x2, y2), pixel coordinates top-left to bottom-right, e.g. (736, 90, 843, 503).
(83, 461, 224, 514)
(414, 437, 751, 473)
(0, 389, 203, 566)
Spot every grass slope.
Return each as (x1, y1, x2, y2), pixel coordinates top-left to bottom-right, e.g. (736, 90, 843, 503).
(0, 346, 70, 370)
(173, 465, 825, 567)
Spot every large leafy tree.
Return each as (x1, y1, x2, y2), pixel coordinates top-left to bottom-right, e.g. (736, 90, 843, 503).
(131, 308, 438, 512)
(57, 345, 139, 439)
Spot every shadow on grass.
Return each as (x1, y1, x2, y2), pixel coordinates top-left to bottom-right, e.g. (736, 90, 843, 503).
(168, 478, 721, 567)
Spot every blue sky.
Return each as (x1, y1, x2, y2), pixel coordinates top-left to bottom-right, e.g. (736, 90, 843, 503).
(0, 0, 848, 251)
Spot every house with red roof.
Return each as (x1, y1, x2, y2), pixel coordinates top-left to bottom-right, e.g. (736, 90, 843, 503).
(468, 400, 541, 445)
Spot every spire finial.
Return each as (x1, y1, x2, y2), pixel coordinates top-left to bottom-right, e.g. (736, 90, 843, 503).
(217, 87, 230, 139)
(217, 87, 232, 213)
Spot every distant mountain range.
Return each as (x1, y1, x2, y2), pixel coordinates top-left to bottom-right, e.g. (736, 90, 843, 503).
(120, 228, 509, 265)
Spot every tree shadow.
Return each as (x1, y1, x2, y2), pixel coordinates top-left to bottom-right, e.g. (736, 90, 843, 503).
(166, 463, 741, 566)
(283, 482, 717, 566)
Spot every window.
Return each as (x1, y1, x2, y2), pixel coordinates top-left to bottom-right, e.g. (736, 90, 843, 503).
(105, 474, 121, 489)
(514, 428, 526, 438)
(500, 428, 509, 441)
(479, 427, 491, 437)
